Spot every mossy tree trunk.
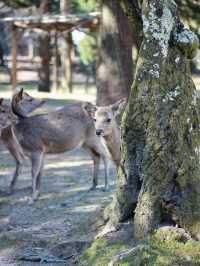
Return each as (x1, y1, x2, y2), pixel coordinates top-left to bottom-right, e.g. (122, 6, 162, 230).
(108, 0, 200, 240)
(96, 0, 140, 106)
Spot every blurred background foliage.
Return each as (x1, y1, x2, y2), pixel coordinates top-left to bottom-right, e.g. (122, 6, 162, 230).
(77, 34, 97, 66)
(73, 0, 96, 13)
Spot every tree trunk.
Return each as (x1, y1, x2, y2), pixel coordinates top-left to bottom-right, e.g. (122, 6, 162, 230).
(60, 0, 73, 93)
(38, 0, 51, 92)
(108, 0, 200, 240)
(96, 0, 140, 105)
(65, 32, 73, 93)
(38, 34, 51, 92)
(60, 0, 72, 14)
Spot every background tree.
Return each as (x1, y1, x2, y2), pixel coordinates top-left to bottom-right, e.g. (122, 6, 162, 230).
(96, 0, 140, 105)
(106, 0, 200, 240)
(37, 0, 52, 92)
(73, 0, 96, 13)
(59, 0, 73, 93)
(77, 33, 97, 91)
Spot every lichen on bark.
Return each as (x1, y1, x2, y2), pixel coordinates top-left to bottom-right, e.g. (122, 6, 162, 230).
(107, 0, 200, 240)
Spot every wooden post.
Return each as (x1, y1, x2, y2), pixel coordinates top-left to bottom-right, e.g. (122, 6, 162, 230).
(53, 32, 59, 92)
(65, 32, 73, 93)
(28, 32, 34, 61)
(11, 25, 17, 89)
(38, 33, 51, 92)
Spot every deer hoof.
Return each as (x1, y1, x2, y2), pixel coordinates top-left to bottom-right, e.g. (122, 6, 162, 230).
(29, 197, 38, 205)
(29, 199, 36, 205)
(35, 190, 40, 198)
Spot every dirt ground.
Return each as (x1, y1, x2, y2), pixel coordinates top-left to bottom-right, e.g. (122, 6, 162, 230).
(0, 99, 116, 266)
(1, 58, 199, 266)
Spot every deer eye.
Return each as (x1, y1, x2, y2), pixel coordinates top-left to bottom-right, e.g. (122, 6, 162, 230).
(93, 118, 96, 122)
(106, 118, 111, 123)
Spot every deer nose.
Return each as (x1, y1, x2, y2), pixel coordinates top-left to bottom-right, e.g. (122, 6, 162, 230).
(96, 129, 103, 136)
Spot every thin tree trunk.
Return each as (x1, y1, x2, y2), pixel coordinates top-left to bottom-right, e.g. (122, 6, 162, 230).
(65, 32, 73, 93)
(11, 25, 17, 89)
(96, 0, 140, 105)
(53, 32, 59, 92)
(108, 0, 200, 240)
(38, 0, 51, 92)
(38, 34, 51, 92)
(60, 0, 73, 93)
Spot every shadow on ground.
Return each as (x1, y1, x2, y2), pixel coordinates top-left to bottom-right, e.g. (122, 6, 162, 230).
(0, 97, 116, 266)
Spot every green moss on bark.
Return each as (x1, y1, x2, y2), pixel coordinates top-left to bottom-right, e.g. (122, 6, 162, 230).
(108, 0, 200, 240)
(78, 228, 200, 266)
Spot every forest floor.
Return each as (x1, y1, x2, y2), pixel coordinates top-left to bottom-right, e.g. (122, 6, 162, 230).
(1, 59, 200, 266)
(0, 97, 116, 266)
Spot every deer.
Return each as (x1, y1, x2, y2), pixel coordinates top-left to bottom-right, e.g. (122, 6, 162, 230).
(0, 98, 15, 132)
(1, 88, 110, 203)
(0, 90, 44, 133)
(83, 98, 127, 168)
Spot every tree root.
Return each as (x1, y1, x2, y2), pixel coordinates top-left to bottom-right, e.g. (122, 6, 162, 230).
(108, 244, 150, 266)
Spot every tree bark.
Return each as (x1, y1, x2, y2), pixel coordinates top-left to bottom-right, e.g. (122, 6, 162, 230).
(60, 0, 73, 93)
(38, 34, 51, 92)
(96, 0, 140, 106)
(38, 0, 51, 92)
(108, 0, 200, 240)
(65, 32, 73, 93)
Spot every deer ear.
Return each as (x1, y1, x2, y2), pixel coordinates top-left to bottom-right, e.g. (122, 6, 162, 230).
(18, 88, 24, 99)
(82, 102, 97, 117)
(0, 98, 4, 105)
(111, 98, 127, 115)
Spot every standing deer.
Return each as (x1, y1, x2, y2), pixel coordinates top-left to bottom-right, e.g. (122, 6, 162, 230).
(1, 88, 110, 203)
(83, 98, 127, 168)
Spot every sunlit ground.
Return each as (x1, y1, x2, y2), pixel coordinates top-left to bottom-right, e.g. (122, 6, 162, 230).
(0, 83, 96, 106)
(0, 82, 116, 265)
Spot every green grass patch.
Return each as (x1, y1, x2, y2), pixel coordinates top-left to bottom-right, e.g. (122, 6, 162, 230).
(77, 230, 200, 266)
(141, 234, 200, 266)
(77, 238, 133, 266)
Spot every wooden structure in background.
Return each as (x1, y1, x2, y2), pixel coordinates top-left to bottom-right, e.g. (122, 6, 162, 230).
(0, 13, 100, 91)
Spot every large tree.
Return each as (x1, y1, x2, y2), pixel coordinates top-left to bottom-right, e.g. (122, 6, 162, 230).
(106, 0, 200, 240)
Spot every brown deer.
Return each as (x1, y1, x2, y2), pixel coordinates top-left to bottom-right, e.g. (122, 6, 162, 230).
(1, 89, 110, 203)
(83, 99, 127, 167)
(0, 89, 44, 133)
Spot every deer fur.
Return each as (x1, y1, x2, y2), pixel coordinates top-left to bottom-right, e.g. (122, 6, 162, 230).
(83, 98, 127, 167)
(1, 89, 110, 203)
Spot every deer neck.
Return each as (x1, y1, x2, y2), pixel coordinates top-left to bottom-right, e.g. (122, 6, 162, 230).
(103, 122, 120, 162)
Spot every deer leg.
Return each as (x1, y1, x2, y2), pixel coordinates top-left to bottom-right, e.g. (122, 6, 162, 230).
(83, 144, 100, 189)
(84, 138, 110, 190)
(31, 152, 44, 202)
(102, 155, 109, 190)
(92, 154, 100, 189)
(35, 156, 44, 198)
(9, 160, 22, 193)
